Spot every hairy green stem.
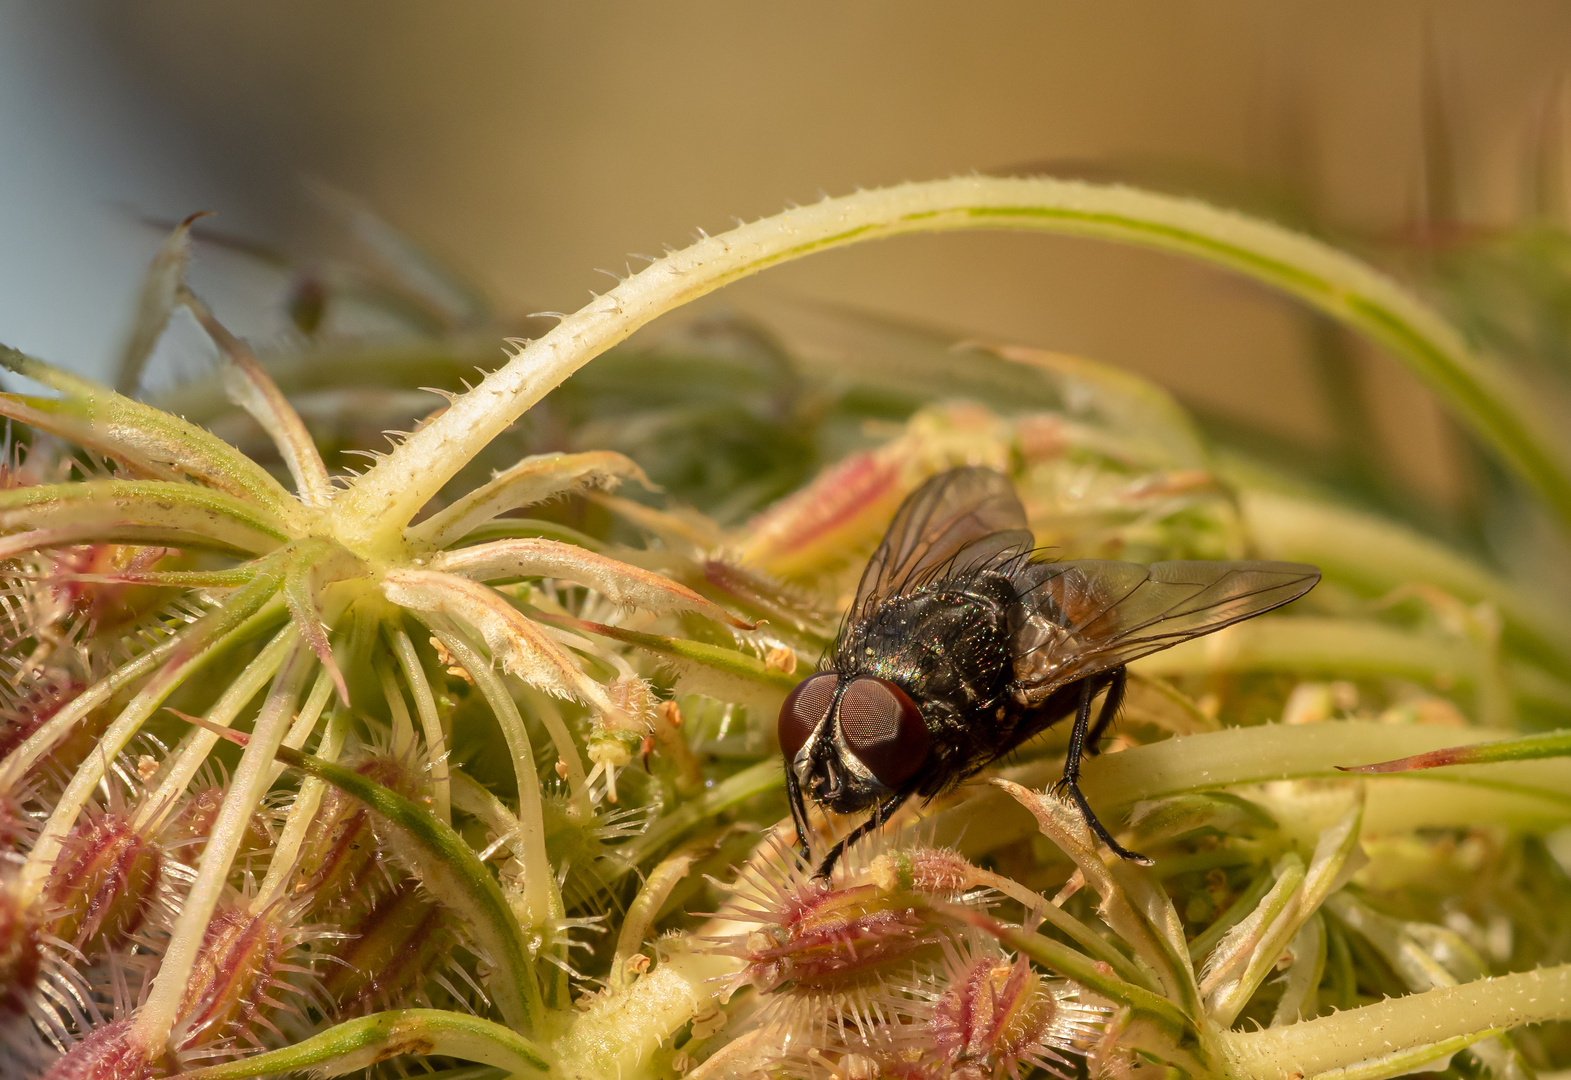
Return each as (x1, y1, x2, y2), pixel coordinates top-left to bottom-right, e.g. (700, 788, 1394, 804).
(333, 177, 1571, 554)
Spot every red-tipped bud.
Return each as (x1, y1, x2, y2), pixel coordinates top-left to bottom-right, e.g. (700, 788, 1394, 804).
(159, 786, 272, 876)
(711, 841, 961, 1004)
(318, 880, 457, 1014)
(0, 673, 90, 774)
(918, 942, 1104, 1080)
(175, 905, 289, 1050)
(44, 811, 161, 953)
(292, 754, 417, 921)
(38, 1018, 167, 1080)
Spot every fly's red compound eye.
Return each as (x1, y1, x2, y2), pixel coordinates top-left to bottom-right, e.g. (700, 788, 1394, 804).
(779, 673, 838, 760)
(838, 677, 929, 788)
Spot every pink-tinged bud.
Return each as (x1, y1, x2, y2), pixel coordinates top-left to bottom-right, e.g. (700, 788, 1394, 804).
(739, 878, 933, 994)
(318, 880, 457, 1015)
(0, 673, 90, 773)
(913, 941, 1104, 1080)
(711, 840, 960, 1006)
(38, 1018, 169, 1080)
(738, 449, 906, 580)
(0, 883, 42, 1016)
(175, 905, 289, 1050)
(44, 811, 162, 953)
(292, 754, 416, 920)
(932, 954, 1058, 1077)
(159, 786, 272, 875)
(39, 543, 173, 641)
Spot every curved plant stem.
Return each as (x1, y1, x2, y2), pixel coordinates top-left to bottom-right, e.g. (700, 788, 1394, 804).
(254, 689, 353, 911)
(132, 623, 298, 834)
(335, 177, 1571, 553)
(253, 736, 545, 1035)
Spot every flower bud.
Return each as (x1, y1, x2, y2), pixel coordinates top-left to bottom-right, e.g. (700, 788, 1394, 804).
(44, 810, 161, 954)
(38, 1019, 161, 1080)
(176, 904, 292, 1051)
(290, 753, 417, 921)
(317, 880, 458, 1015)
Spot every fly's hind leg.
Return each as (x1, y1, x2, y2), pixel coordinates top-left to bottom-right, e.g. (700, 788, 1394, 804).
(1084, 665, 1126, 757)
(1055, 677, 1153, 866)
(814, 790, 910, 880)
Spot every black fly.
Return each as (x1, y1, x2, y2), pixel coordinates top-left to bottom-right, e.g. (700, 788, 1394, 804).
(779, 466, 1320, 878)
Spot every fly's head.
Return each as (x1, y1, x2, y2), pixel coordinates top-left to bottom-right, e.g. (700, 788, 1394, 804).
(778, 671, 932, 814)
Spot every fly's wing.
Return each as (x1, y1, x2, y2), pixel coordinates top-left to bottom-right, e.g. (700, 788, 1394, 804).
(851, 466, 1032, 619)
(1010, 559, 1320, 696)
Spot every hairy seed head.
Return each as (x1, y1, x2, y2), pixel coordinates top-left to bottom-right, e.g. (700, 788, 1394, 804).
(44, 811, 162, 953)
(318, 879, 460, 1015)
(175, 904, 289, 1051)
(38, 1018, 167, 1080)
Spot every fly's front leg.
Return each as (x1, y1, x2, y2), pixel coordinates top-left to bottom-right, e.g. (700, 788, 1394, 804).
(785, 765, 813, 867)
(814, 790, 910, 880)
(1057, 677, 1152, 866)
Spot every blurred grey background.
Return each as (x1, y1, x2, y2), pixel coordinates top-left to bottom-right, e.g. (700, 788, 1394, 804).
(3, 2, 1570, 509)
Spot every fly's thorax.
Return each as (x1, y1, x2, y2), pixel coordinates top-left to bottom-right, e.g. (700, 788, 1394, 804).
(837, 575, 1017, 719)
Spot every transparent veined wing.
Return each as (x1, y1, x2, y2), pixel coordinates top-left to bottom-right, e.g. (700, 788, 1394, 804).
(1010, 559, 1320, 695)
(851, 466, 1032, 619)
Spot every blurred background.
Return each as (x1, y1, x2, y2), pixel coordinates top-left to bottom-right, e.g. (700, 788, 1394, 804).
(4, 1, 1571, 516)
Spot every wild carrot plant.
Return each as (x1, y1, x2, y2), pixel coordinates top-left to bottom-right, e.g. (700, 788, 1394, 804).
(0, 178, 1568, 1080)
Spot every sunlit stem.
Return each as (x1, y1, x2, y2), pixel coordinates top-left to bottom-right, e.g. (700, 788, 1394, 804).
(182, 287, 335, 509)
(129, 644, 313, 1055)
(339, 176, 1571, 555)
(133, 625, 299, 835)
(610, 834, 730, 991)
(1220, 962, 1571, 1080)
(389, 625, 451, 823)
(424, 615, 556, 930)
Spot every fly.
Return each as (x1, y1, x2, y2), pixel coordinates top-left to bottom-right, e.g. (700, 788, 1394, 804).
(779, 465, 1320, 877)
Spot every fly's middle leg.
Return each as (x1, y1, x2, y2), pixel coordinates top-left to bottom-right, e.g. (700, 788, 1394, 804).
(1055, 676, 1152, 866)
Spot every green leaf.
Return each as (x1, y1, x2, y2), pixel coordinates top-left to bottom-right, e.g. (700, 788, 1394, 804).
(0, 478, 291, 554)
(1341, 727, 1571, 774)
(171, 1009, 551, 1078)
(0, 347, 303, 523)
